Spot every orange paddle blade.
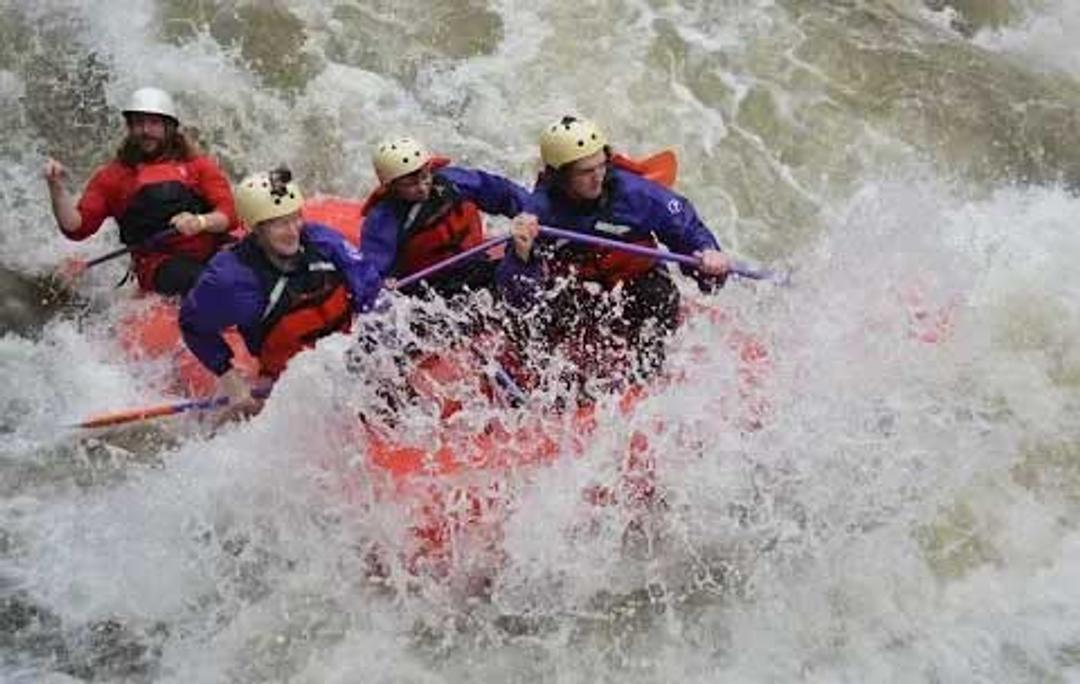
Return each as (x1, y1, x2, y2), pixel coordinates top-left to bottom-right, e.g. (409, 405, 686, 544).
(303, 196, 365, 246)
(637, 149, 678, 187)
(612, 149, 678, 188)
(56, 257, 89, 285)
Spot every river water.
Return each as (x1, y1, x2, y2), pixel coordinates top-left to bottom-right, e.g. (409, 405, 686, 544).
(2, 1, 1080, 681)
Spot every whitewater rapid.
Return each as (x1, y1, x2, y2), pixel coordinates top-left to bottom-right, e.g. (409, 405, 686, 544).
(3, 1, 1080, 682)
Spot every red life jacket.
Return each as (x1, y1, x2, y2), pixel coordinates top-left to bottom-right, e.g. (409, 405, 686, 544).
(395, 192, 483, 276)
(112, 160, 231, 288)
(235, 236, 353, 379)
(551, 156, 660, 288)
(360, 157, 484, 277)
(115, 162, 228, 249)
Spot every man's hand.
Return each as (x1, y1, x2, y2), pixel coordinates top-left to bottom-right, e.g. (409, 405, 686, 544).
(43, 158, 68, 187)
(695, 249, 731, 276)
(214, 367, 264, 422)
(510, 213, 539, 262)
(217, 368, 255, 404)
(170, 212, 208, 236)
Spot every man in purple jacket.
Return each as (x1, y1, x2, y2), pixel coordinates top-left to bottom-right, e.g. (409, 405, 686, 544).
(498, 116, 731, 383)
(361, 136, 534, 299)
(180, 168, 384, 405)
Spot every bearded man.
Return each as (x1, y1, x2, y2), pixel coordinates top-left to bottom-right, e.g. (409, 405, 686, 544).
(44, 86, 236, 295)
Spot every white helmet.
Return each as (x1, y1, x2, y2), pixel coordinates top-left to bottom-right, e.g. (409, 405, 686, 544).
(372, 137, 431, 184)
(235, 168, 304, 227)
(122, 87, 179, 123)
(540, 116, 607, 170)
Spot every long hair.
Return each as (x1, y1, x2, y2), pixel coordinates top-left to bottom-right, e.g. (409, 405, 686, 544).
(115, 124, 201, 167)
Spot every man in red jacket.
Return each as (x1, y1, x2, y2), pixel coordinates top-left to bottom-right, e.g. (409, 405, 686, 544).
(43, 86, 237, 295)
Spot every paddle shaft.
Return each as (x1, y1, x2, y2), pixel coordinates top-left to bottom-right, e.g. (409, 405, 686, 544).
(84, 245, 132, 268)
(393, 225, 779, 290)
(74, 386, 271, 429)
(80, 227, 181, 270)
(395, 235, 509, 290)
(536, 225, 780, 282)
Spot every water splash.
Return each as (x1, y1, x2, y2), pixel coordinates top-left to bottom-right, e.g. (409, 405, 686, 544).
(3, 0, 1080, 681)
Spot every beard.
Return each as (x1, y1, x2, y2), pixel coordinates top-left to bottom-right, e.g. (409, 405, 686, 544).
(116, 131, 168, 166)
(119, 134, 164, 163)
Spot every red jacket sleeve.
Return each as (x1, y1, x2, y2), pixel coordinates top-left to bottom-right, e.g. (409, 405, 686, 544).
(192, 156, 238, 229)
(70, 165, 120, 241)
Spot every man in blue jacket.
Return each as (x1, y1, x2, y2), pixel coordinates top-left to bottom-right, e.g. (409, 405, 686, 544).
(498, 115, 731, 383)
(361, 136, 534, 298)
(180, 168, 384, 405)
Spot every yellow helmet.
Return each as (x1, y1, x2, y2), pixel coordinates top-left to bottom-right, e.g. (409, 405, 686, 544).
(372, 137, 431, 184)
(235, 168, 304, 227)
(540, 116, 607, 170)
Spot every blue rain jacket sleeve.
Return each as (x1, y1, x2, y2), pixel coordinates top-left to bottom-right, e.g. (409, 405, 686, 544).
(179, 251, 264, 376)
(356, 202, 401, 279)
(613, 170, 724, 288)
(303, 223, 384, 312)
(437, 166, 534, 218)
(607, 169, 719, 251)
